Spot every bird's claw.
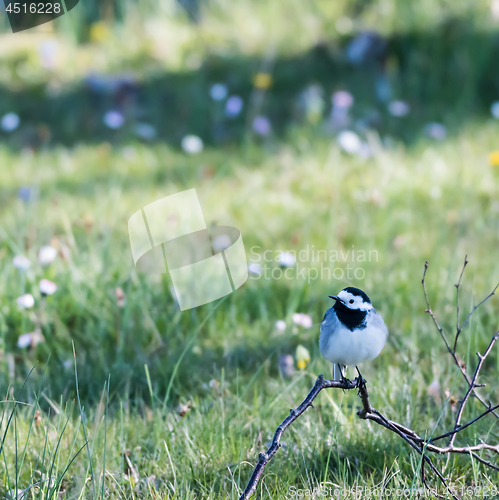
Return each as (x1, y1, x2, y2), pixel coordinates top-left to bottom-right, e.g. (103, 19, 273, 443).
(355, 366, 366, 388)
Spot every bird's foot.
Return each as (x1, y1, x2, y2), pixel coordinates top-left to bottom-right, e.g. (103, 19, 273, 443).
(355, 366, 366, 388)
(339, 364, 349, 390)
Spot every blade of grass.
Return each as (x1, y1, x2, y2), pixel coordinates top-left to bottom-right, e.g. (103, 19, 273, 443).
(73, 341, 96, 500)
(163, 295, 228, 410)
(101, 375, 110, 500)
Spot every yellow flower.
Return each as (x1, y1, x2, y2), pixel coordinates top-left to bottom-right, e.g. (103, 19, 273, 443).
(253, 73, 273, 89)
(488, 150, 499, 167)
(296, 345, 310, 370)
(90, 22, 111, 44)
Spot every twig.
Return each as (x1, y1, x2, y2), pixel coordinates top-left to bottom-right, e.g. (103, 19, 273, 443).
(238, 375, 357, 500)
(422, 261, 499, 420)
(454, 255, 468, 353)
(458, 284, 499, 338)
(422, 261, 453, 355)
(450, 332, 499, 446)
(431, 403, 499, 442)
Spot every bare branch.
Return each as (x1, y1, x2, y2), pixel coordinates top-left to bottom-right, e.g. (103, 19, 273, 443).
(431, 403, 499, 443)
(238, 375, 357, 500)
(454, 255, 468, 353)
(422, 260, 499, 420)
(422, 261, 453, 355)
(450, 332, 499, 446)
(458, 283, 499, 336)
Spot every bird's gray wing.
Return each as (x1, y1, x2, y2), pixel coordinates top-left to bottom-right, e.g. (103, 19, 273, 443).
(319, 307, 341, 351)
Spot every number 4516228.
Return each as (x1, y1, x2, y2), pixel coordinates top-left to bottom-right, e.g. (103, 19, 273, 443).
(6, 2, 62, 14)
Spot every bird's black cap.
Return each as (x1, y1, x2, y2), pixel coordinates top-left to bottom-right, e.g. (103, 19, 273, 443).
(329, 287, 371, 304)
(343, 287, 371, 303)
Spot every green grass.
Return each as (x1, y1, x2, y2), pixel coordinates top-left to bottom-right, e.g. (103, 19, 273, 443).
(1, 122, 499, 498)
(1, 0, 499, 498)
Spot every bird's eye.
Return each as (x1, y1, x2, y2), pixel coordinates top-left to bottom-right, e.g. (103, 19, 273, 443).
(349, 299, 354, 304)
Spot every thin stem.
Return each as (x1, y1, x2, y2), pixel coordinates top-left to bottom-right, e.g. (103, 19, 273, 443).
(454, 255, 468, 353)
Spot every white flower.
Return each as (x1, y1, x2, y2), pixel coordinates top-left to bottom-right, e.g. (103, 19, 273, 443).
(212, 234, 232, 251)
(1, 113, 20, 132)
(275, 320, 286, 331)
(490, 101, 499, 119)
(388, 100, 410, 117)
(134, 123, 156, 140)
(292, 313, 313, 329)
(103, 110, 124, 129)
(424, 123, 447, 140)
(39, 39, 59, 69)
(181, 135, 204, 154)
(13, 255, 31, 270)
(17, 334, 32, 348)
(252, 116, 271, 136)
(39, 279, 57, 295)
(17, 331, 44, 349)
(38, 246, 57, 265)
(248, 263, 262, 275)
(225, 96, 244, 117)
(332, 90, 354, 109)
(278, 354, 295, 377)
(277, 251, 296, 267)
(209, 83, 228, 101)
(16, 294, 35, 309)
(337, 130, 362, 154)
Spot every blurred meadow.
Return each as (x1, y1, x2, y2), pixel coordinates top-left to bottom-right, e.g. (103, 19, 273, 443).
(1, 0, 499, 498)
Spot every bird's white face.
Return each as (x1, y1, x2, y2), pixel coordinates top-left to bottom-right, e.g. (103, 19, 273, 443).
(337, 290, 373, 311)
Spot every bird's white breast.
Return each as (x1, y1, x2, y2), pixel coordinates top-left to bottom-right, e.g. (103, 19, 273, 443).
(319, 308, 388, 366)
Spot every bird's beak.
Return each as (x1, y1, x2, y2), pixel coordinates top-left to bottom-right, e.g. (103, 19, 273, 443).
(329, 295, 341, 302)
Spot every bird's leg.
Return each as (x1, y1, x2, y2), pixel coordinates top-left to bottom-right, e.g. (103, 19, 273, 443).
(339, 364, 348, 386)
(355, 366, 366, 388)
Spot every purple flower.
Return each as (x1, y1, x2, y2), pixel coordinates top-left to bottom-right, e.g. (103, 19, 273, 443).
(252, 116, 271, 136)
(388, 100, 410, 117)
(225, 96, 244, 118)
(103, 110, 124, 129)
(332, 91, 354, 109)
(425, 123, 447, 141)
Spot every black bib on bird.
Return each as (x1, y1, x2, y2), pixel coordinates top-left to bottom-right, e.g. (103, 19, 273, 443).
(333, 301, 368, 331)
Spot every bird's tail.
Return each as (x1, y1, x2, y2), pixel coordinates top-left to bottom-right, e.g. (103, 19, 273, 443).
(333, 364, 346, 381)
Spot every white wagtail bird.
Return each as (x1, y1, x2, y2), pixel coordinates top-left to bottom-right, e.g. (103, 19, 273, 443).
(319, 287, 388, 381)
